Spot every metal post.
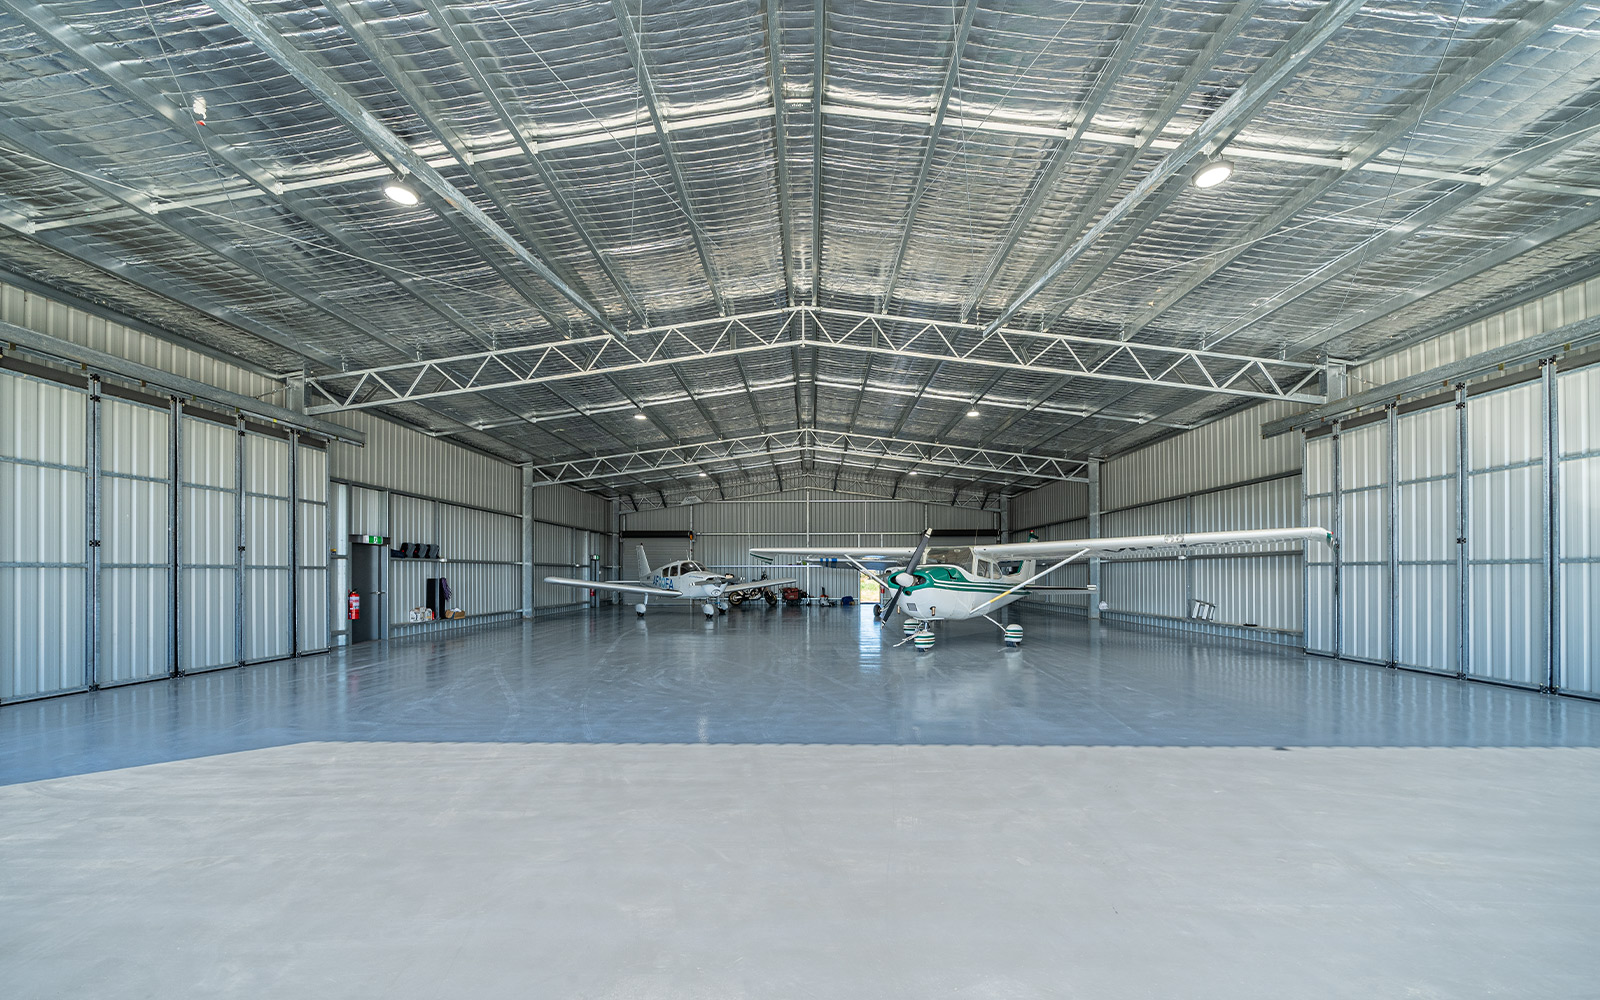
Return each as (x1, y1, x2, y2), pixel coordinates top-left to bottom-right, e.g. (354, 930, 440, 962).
(288, 430, 299, 655)
(1543, 360, 1560, 691)
(172, 399, 184, 675)
(1331, 423, 1343, 659)
(522, 467, 534, 617)
(1387, 405, 1399, 668)
(1182, 492, 1194, 626)
(1301, 430, 1310, 651)
(235, 416, 245, 666)
(87, 376, 101, 689)
(1088, 460, 1101, 620)
(1455, 384, 1469, 678)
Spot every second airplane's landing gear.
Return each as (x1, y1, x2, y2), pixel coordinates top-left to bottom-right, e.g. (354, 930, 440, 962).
(635, 603, 647, 617)
(896, 619, 934, 649)
(702, 601, 716, 620)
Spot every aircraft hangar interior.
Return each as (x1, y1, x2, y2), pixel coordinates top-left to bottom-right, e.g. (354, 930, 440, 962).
(5, 0, 1600, 996)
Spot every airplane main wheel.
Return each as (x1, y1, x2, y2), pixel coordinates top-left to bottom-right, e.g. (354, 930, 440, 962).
(913, 632, 936, 652)
(1004, 624, 1024, 647)
(902, 620, 920, 636)
(702, 602, 715, 619)
(635, 603, 647, 617)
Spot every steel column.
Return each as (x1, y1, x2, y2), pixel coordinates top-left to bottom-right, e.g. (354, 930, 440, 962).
(1386, 404, 1399, 668)
(1543, 360, 1560, 691)
(1088, 459, 1102, 620)
(86, 376, 101, 688)
(1332, 423, 1343, 659)
(1455, 384, 1470, 678)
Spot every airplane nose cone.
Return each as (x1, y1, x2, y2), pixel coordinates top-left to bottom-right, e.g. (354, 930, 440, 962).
(892, 572, 918, 588)
(707, 584, 725, 598)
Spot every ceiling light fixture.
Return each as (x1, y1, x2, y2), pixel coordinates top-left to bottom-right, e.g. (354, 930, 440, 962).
(632, 411, 647, 420)
(698, 472, 708, 478)
(1192, 159, 1234, 189)
(908, 470, 921, 477)
(383, 179, 420, 206)
(966, 408, 980, 417)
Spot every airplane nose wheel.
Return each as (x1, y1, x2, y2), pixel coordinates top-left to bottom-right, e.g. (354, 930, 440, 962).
(702, 602, 716, 620)
(634, 603, 647, 617)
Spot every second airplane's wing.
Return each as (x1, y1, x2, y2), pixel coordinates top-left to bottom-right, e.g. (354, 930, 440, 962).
(722, 577, 797, 593)
(544, 576, 682, 598)
(970, 527, 1333, 563)
(751, 546, 919, 566)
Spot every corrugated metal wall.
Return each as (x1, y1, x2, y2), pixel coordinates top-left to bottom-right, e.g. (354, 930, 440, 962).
(1559, 365, 1600, 694)
(99, 397, 171, 685)
(0, 279, 283, 403)
(1355, 276, 1600, 389)
(1395, 403, 1458, 674)
(530, 484, 611, 531)
(1305, 434, 1336, 655)
(385, 494, 522, 631)
(241, 431, 292, 664)
(327, 410, 520, 515)
(1339, 420, 1391, 664)
(297, 442, 330, 653)
(1102, 400, 1306, 510)
(1007, 480, 1087, 531)
(177, 412, 237, 673)
(1466, 381, 1547, 685)
(0, 370, 88, 700)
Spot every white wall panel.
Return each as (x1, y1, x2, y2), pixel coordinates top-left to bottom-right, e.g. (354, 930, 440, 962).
(1009, 480, 1087, 531)
(1466, 382, 1546, 685)
(1304, 433, 1336, 654)
(328, 410, 519, 514)
(528, 484, 611, 531)
(349, 486, 387, 537)
(0, 371, 89, 699)
(1102, 400, 1305, 510)
(242, 431, 291, 664)
(1559, 366, 1600, 694)
(1395, 404, 1459, 673)
(179, 414, 236, 672)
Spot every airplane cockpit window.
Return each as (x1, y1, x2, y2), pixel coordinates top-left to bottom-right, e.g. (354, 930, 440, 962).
(926, 547, 972, 568)
(662, 562, 680, 576)
(683, 561, 703, 573)
(977, 558, 999, 578)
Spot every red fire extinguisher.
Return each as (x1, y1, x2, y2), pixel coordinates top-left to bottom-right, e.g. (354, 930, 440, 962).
(347, 590, 361, 621)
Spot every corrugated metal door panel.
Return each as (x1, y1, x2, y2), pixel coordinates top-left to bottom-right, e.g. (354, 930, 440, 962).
(297, 500, 327, 569)
(1468, 562, 1546, 685)
(0, 373, 86, 465)
(1558, 369, 1600, 693)
(1396, 480, 1455, 562)
(102, 401, 169, 478)
(101, 567, 169, 684)
(1341, 565, 1389, 663)
(298, 447, 328, 504)
(179, 415, 237, 673)
(243, 435, 289, 495)
(0, 463, 86, 564)
(298, 567, 329, 651)
(1396, 405, 1455, 480)
(0, 372, 90, 700)
(1469, 382, 1543, 471)
(181, 419, 235, 488)
(1341, 422, 1388, 490)
(243, 571, 292, 661)
(1305, 435, 1335, 496)
(1341, 488, 1388, 564)
(1305, 566, 1336, 654)
(179, 567, 235, 672)
(1395, 564, 1456, 673)
(1561, 565, 1598, 694)
(1, 567, 88, 699)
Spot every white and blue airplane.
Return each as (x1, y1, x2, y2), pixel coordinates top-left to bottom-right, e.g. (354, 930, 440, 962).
(546, 544, 797, 620)
(752, 526, 1332, 647)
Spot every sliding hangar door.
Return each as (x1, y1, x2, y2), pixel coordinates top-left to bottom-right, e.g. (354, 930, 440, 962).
(1, 364, 331, 701)
(1304, 358, 1599, 695)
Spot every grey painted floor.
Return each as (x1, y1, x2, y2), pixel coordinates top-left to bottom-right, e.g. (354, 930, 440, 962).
(6, 606, 1600, 997)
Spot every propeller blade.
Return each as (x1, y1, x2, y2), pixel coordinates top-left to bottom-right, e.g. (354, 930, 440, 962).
(880, 528, 933, 622)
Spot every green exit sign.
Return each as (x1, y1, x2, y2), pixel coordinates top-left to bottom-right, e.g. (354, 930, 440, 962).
(362, 535, 384, 544)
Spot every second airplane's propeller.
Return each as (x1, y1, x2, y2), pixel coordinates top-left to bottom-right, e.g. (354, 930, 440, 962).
(880, 528, 933, 623)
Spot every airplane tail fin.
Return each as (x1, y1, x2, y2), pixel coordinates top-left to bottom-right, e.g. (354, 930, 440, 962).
(636, 544, 653, 582)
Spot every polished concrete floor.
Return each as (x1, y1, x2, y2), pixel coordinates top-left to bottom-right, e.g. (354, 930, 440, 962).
(6, 606, 1600, 998)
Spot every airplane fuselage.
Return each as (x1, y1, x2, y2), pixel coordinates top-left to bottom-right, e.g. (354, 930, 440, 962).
(651, 571, 730, 601)
(891, 563, 1028, 622)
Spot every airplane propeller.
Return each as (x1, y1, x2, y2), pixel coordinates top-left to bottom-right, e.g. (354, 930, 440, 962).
(879, 528, 933, 623)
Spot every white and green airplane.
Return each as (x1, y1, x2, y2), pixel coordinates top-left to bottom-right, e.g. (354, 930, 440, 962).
(752, 526, 1332, 647)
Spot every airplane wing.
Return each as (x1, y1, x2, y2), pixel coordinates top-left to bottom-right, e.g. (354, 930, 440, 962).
(751, 546, 918, 566)
(971, 526, 1332, 562)
(543, 576, 682, 598)
(722, 577, 798, 593)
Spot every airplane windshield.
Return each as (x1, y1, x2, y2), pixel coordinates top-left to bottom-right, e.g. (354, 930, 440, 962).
(682, 561, 703, 573)
(925, 547, 973, 568)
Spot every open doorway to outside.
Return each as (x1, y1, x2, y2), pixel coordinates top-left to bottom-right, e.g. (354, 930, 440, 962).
(858, 573, 882, 608)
